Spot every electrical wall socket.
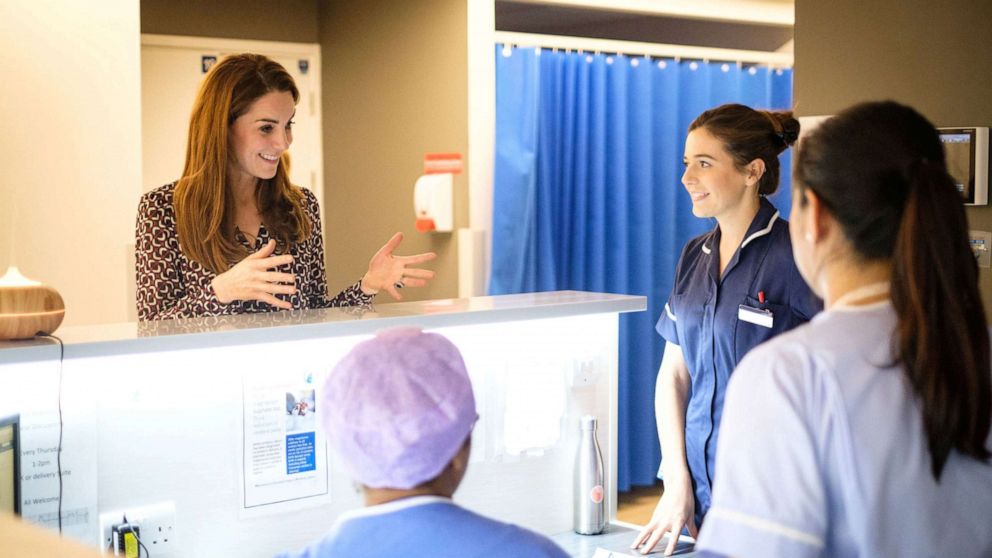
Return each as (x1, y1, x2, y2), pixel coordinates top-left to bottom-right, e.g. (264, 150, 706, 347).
(99, 501, 176, 556)
(567, 359, 602, 388)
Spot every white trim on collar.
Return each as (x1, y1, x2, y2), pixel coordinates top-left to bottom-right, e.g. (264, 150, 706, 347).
(701, 243, 712, 254)
(740, 210, 780, 250)
(335, 495, 453, 524)
(664, 303, 677, 321)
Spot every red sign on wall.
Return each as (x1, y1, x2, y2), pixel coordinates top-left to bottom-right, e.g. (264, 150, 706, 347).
(423, 153, 463, 175)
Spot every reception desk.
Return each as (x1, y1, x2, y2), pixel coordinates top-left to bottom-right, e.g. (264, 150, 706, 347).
(0, 291, 645, 556)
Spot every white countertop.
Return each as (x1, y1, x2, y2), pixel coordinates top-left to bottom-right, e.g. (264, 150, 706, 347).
(0, 290, 645, 362)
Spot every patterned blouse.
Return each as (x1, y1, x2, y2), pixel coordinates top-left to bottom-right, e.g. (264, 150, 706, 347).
(135, 183, 373, 321)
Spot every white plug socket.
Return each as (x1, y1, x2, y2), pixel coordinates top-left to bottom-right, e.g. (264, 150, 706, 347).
(98, 501, 176, 555)
(568, 359, 601, 388)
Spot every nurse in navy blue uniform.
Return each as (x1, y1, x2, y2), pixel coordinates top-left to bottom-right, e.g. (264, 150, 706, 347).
(632, 104, 820, 556)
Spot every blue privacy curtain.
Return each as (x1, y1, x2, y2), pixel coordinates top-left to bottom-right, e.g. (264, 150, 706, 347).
(491, 46, 794, 491)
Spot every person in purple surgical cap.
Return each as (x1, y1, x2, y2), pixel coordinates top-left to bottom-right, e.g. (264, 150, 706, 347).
(274, 327, 568, 558)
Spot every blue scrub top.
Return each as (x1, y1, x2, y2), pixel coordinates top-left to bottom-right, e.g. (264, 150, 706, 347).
(274, 496, 568, 558)
(655, 197, 820, 527)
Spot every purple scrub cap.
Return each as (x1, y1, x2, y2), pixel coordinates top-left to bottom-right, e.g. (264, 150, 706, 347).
(322, 327, 476, 489)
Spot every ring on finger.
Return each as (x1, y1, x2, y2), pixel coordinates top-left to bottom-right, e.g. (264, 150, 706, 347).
(394, 280, 405, 289)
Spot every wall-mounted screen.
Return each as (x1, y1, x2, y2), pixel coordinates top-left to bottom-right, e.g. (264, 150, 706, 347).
(0, 414, 20, 515)
(939, 127, 989, 206)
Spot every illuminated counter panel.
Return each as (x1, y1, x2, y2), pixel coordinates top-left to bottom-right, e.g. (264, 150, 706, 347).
(0, 291, 645, 557)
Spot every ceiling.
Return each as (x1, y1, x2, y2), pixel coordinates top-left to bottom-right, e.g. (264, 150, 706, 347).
(495, 0, 795, 52)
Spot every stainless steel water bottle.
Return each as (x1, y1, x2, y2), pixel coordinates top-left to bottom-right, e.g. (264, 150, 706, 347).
(574, 414, 606, 535)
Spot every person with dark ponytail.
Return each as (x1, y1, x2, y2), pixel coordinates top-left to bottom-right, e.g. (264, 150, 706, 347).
(633, 104, 821, 555)
(695, 101, 992, 557)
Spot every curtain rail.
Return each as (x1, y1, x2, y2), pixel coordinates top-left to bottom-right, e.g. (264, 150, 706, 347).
(506, 0, 793, 27)
(494, 31, 793, 67)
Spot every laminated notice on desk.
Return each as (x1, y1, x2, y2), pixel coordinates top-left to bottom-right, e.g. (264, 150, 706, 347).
(592, 534, 695, 557)
(241, 368, 329, 516)
(592, 540, 694, 557)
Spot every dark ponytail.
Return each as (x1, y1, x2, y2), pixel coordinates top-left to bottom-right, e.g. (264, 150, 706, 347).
(689, 103, 799, 195)
(795, 101, 991, 480)
(892, 161, 991, 478)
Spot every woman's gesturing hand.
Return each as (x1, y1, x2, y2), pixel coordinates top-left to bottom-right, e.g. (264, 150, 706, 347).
(630, 475, 698, 555)
(211, 239, 296, 309)
(360, 232, 437, 300)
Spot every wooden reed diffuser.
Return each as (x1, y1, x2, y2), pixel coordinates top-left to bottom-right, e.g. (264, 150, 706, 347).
(0, 266, 65, 340)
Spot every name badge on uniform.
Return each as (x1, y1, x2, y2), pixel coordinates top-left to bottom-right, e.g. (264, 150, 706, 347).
(738, 304, 774, 328)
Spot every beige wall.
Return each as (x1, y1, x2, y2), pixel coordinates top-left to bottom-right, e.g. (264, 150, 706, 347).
(0, 0, 143, 326)
(795, 0, 992, 317)
(318, 0, 468, 301)
(141, 0, 319, 43)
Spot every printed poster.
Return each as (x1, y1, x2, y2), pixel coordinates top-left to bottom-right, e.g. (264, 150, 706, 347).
(241, 368, 328, 516)
(1, 357, 98, 545)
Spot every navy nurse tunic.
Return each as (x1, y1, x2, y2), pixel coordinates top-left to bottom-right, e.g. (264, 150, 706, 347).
(655, 197, 820, 528)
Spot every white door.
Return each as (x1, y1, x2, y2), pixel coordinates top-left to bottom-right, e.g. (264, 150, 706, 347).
(140, 35, 324, 211)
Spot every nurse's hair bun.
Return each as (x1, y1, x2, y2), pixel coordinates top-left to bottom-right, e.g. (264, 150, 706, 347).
(690, 103, 799, 195)
(765, 110, 801, 148)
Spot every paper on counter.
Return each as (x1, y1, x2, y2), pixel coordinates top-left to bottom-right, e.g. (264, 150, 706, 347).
(6, 358, 98, 544)
(501, 360, 566, 455)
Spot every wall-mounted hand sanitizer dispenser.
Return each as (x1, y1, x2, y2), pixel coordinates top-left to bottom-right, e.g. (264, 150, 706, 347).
(414, 173, 453, 233)
(939, 127, 989, 206)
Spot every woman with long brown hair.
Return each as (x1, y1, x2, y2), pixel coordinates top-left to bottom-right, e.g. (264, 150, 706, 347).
(695, 101, 992, 556)
(136, 54, 434, 321)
